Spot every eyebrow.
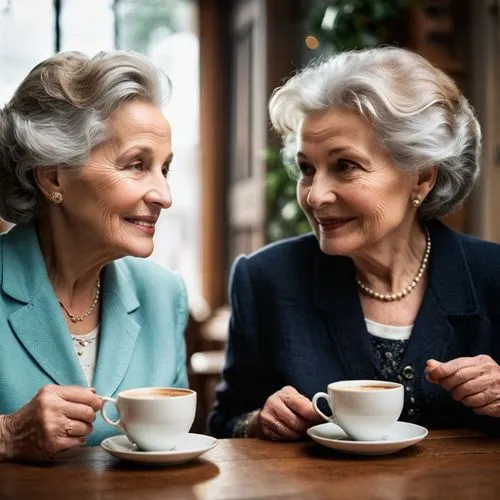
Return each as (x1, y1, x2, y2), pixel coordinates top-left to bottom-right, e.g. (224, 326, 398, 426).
(120, 146, 174, 165)
(297, 148, 369, 164)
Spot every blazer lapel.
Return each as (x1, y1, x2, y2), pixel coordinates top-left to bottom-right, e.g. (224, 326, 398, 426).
(403, 220, 479, 368)
(313, 249, 377, 379)
(3, 224, 87, 387)
(92, 260, 140, 397)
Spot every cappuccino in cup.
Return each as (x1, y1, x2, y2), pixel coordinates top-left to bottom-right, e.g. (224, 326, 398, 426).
(343, 384, 395, 391)
(101, 387, 196, 451)
(312, 380, 403, 441)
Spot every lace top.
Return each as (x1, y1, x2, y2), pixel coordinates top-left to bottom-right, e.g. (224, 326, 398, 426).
(365, 318, 420, 422)
(71, 325, 100, 386)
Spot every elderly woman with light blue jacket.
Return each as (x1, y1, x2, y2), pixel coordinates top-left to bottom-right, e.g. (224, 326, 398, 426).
(0, 51, 188, 461)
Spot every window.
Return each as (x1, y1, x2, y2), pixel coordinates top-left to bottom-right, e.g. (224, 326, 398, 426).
(0, 0, 54, 106)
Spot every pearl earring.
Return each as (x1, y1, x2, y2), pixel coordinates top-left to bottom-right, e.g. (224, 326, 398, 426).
(411, 198, 421, 207)
(48, 192, 63, 204)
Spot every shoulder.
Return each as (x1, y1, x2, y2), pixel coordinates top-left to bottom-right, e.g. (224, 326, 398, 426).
(234, 232, 319, 273)
(453, 230, 500, 276)
(430, 220, 500, 300)
(114, 257, 188, 331)
(229, 233, 321, 298)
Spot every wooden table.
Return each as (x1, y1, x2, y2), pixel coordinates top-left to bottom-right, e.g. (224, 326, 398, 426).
(1, 429, 499, 499)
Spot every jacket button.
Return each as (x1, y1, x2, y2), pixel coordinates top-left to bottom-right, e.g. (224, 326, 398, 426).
(408, 408, 416, 417)
(402, 365, 415, 380)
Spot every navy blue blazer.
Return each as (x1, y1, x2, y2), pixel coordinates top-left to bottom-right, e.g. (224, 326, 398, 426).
(209, 219, 500, 437)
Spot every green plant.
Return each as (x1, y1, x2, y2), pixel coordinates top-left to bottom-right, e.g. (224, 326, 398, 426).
(265, 0, 421, 243)
(308, 0, 421, 52)
(265, 147, 310, 242)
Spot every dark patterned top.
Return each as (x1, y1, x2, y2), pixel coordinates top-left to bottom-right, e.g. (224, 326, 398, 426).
(369, 335, 420, 422)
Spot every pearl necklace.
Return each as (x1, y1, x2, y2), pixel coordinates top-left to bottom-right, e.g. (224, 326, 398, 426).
(58, 278, 101, 322)
(356, 228, 431, 302)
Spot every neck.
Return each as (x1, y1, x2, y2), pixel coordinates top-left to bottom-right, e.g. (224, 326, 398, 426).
(36, 216, 110, 307)
(352, 221, 428, 296)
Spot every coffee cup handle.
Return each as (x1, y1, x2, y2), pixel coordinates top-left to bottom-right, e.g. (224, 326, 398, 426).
(100, 397, 124, 431)
(312, 392, 336, 422)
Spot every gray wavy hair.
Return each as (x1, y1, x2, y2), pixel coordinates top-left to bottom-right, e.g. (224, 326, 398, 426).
(0, 50, 171, 224)
(268, 46, 481, 219)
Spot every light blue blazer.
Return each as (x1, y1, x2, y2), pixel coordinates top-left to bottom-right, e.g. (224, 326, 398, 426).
(0, 223, 189, 445)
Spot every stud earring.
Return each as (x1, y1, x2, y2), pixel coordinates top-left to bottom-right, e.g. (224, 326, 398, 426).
(48, 192, 63, 204)
(411, 197, 421, 208)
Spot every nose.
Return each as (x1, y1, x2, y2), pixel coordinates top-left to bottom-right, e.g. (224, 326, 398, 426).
(144, 172, 172, 209)
(306, 172, 337, 209)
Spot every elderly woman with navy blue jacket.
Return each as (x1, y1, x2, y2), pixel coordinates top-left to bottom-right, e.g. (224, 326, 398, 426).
(209, 47, 500, 440)
(0, 51, 188, 461)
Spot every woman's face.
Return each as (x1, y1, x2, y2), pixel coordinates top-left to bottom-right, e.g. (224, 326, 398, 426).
(58, 99, 173, 259)
(296, 107, 420, 257)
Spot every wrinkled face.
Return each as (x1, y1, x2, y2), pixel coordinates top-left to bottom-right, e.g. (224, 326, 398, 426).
(296, 107, 418, 257)
(59, 99, 173, 259)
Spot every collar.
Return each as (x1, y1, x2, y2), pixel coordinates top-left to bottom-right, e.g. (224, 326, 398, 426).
(2, 222, 139, 314)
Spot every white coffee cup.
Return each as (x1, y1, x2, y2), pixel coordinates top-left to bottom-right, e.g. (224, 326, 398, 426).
(100, 387, 196, 451)
(312, 380, 404, 441)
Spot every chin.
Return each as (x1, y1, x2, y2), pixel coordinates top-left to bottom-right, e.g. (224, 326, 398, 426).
(318, 237, 354, 257)
(122, 243, 154, 259)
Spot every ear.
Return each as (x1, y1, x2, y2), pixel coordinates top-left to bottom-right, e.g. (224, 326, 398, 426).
(33, 166, 62, 199)
(414, 167, 437, 200)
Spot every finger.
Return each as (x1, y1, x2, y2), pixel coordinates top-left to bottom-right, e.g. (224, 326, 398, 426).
(260, 426, 281, 442)
(57, 386, 103, 410)
(261, 416, 301, 441)
(62, 401, 98, 424)
(473, 399, 500, 417)
(51, 436, 87, 457)
(267, 394, 310, 433)
(62, 419, 93, 438)
(438, 365, 485, 392)
(260, 406, 302, 439)
(450, 376, 489, 401)
(426, 358, 482, 384)
(281, 387, 322, 422)
(461, 389, 498, 408)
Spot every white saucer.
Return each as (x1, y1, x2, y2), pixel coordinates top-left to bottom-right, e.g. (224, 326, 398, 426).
(101, 433, 218, 465)
(307, 421, 428, 456)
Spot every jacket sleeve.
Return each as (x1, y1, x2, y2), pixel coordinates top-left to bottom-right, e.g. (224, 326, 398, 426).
(208, 255, 268, 437)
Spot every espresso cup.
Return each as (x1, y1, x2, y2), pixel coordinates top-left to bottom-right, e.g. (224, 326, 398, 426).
(312, 380, 404, 441)
(100, 387, 196, 451)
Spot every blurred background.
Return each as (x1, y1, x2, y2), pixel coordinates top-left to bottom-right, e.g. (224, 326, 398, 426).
(1, 0, 498, 431)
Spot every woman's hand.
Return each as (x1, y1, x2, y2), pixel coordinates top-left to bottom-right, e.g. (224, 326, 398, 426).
(0, 384, 102, 461)
(426, 355, 500, 418)
(249, 386, 323, 441)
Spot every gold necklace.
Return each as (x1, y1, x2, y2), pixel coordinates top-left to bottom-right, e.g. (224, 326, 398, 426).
(58, 278, 101, 322)
(356, 227, 431, 302)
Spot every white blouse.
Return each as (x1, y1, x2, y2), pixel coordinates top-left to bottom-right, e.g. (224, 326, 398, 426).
(365, 318, 413, 341)
(71, 325, 100, 386)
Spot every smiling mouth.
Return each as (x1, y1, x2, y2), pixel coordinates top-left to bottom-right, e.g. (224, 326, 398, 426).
(316, 217, 356, 231)
(124, 218, 156, 230)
